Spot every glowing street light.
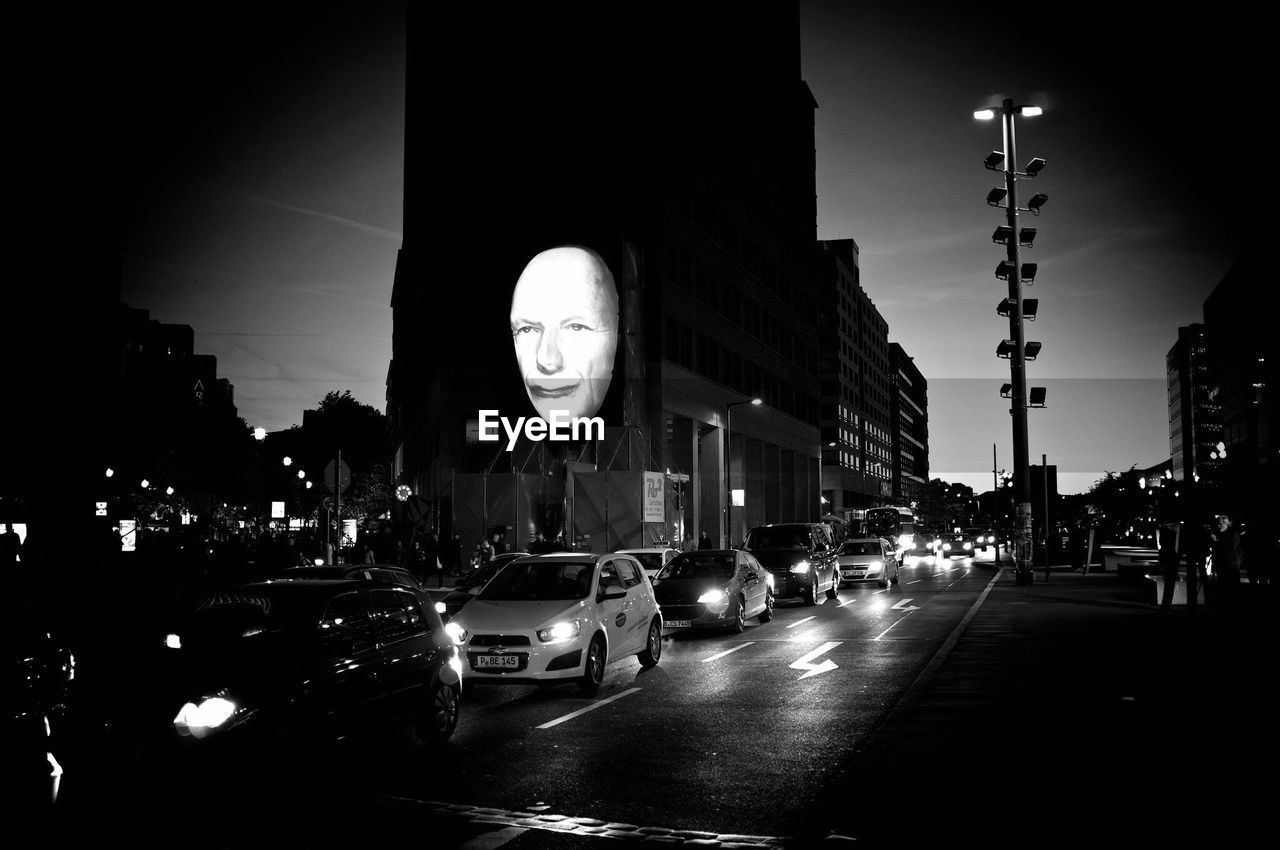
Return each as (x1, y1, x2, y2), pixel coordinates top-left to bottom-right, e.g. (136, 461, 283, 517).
(253, 427, 267, 441)
(297, 470, 306, 479)
(140, 479, 150, 489)
(105, 467, 114, 478)
(282, 456, 293, 467)
(166, 486, 175, 496)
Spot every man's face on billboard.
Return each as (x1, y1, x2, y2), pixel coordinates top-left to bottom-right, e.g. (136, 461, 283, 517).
(510, 247, 619, 421)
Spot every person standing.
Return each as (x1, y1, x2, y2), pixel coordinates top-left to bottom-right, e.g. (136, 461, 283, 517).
(698, 530, 712, 550)
(0, 523, 21, 566)
(422, 531, 443, 587)
(444, 533, 463, 576)
(1209, 514, 1243, 607)
(1157, 523, 1181, 610)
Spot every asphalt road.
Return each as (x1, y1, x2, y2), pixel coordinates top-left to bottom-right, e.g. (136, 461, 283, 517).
(375, 551, 1001, 840)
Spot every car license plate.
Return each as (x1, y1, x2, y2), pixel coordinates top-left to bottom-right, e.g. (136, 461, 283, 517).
(843, 570, 863, 577)
(665, 619, 691, 629)
(475, 655, 520, 669)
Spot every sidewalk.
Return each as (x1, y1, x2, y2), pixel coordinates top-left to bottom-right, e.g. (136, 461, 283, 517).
(807, 565, 1276, 848)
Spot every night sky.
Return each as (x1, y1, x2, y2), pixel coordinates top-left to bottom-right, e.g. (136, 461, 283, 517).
(88, 1, 1254, 495)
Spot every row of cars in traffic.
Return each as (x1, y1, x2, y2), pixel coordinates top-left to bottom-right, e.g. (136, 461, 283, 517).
(16, 521, 1010, 813)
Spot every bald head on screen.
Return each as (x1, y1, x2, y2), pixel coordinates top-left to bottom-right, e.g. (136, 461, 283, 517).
(510, 246, 619, 421)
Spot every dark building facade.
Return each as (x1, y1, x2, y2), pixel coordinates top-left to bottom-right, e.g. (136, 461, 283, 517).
(818, 239, 895, 516)
(388, 4, 823, 554)
(889, 342, 928, 506)
(1200, 256, 1276, 527)
(1166, 324, 1222, 499)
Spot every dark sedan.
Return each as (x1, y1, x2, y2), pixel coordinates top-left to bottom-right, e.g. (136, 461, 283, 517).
(154, 579, 462, 783)
(651, 550, 774, 632)
(938, 532, 976, 558)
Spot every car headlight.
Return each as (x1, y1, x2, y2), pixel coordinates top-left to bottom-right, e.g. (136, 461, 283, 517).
(942, 543, 951, 551)
(964, 542, 972, 550)
(536, 620, 581, 643)
(869, 560, 883, 572)
(697, 588, 729, 613)
(790, 560, 811, 574)
(445, 622, 469, 645)
(765, 573, 775, 589)
(174, 695, 239, 738)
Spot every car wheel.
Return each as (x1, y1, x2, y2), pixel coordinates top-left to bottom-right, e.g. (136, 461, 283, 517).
(638, 617, 662, 668)
(803, 577, 817, 606)
(758, 591, 774, 623)
(890, 569, 900, 586)
(878, 573, 889, 589)
(825, 572, 839, 600)
(417, 681, 460, 743)
(730, 598, 746, 633)
(579, 634, 606, 694)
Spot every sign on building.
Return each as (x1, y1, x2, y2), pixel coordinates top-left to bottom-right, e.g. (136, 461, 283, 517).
(271, 501, 286, 519)
(119, 519, 137, 552)
(644, 471, 665, 523)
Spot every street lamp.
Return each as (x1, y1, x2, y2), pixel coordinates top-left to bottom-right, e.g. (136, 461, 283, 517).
(976, 97, 1048, 585)
(253, 427, 267, 441)
(725, 397, 762, 546)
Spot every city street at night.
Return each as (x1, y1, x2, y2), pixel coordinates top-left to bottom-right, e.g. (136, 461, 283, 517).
(8, 4, 1270, 848)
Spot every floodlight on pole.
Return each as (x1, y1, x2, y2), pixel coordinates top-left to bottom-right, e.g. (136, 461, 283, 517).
(993, 225, 1013, 245)
(975, 97, 1046, 584)
(1029, 386, 1047, 407)
(985, 151, 1006, 171)
(1021, 263, 1038, 283)
(1001, 383, 1013, 398)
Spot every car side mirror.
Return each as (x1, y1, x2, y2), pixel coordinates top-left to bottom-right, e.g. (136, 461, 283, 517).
(600, 587, 626, 601)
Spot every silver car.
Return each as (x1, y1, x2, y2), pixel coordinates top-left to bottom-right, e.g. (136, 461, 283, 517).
(835, 537, 899, 588)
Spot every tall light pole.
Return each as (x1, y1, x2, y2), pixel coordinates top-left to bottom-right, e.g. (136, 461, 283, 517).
(977, 98, 1048, 585)
(725, 397, 762, 547)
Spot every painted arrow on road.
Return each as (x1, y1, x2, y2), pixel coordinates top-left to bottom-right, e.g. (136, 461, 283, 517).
(790, 641, 841, 680)
(890, 598, 921, 612)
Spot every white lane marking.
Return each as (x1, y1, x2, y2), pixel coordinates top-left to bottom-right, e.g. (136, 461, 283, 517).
(536, 688, 642, 729)
(837, 597, 856, 606)
(785, 616, 817, 629)
(790, 641, 841, 679)
(874, 616, 911, 641)
(459, 827, 528, 849)
(701, 642, 755, 662)
(907, 579, 924, 585)
(890, 598, 921, 612)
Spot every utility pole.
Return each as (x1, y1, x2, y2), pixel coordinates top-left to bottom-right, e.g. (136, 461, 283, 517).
(993, 443, 1000, 565)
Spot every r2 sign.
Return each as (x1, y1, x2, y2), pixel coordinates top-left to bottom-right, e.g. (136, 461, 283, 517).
(643, 471, 665, 523)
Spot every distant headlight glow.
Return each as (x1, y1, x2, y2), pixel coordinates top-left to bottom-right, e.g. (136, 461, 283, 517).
(898, 534, 913, 549)
(791, 560, 811, 574)
(165, 633, 182, 650)
(942, 543, 952, 551)
(964, 542, 972, 550)
(536, 620, 581, 643)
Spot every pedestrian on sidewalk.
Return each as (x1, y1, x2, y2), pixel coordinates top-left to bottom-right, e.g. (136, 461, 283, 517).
(1158, 522, 1180, 610)
(1209, 513, 1243, 607)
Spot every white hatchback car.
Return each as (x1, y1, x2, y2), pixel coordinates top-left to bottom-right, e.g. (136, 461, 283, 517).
(445, 553, 663, 694)
(614, 547, 680, 579)
(835, 537, 899, 588)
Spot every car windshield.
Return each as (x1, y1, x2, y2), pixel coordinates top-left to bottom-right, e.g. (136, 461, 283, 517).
(744, 526, 809, 550)
(838, 540, 881, 556)
(477, 560, 594, 601)
(660, 552, 735, 580)
(627, 553, 664, 573)
(183, 591, 312, 647)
